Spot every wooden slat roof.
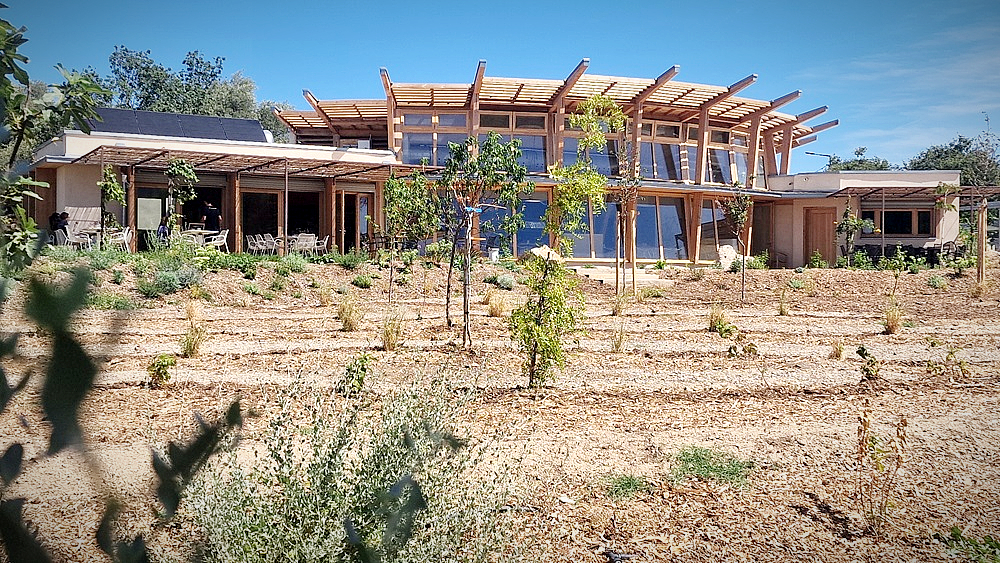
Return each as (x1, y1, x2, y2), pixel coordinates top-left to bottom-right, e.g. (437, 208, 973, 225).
(291, 61, 828, 143)
(72, 145, 418, 182)
(829, 185, 1000, 199)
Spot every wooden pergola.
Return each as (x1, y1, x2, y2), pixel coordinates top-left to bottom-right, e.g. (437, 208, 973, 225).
(278, 59, 837, 182)
(73, 145, 420, 252)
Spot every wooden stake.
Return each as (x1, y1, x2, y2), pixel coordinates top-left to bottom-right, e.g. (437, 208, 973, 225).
(978, 197, 987, 285)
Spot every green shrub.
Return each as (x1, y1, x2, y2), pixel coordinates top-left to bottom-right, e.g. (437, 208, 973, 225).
(423, 239, 452, 264)
(671, 446, 753, 485)
(728, 251, 768, 272)
(87, 292, 139, 310)
(281, 252, 308, 273)
(807, 250, 828, 269)
(87, 249, 124, 271)
(934, 527, 1000, 562)
(274, 263, 291, 277)
(352, 274, 373, 289)
(187, 382, 517, 563)
(484, 272, 515, 290)
(269, 276, 287, 292)
(147, 353, 175, 388)
(242, 282, 261, 296)
(111, 269, 125, 285)
(310, 250, 368, 270)
(787, 277, 806, 290)
(927, 275, 948, 289)
(338, 352, 373, 397)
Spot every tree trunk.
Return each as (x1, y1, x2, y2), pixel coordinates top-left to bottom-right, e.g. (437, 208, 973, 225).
(463, 210, 473, 347)
(444, 225, 461, 327)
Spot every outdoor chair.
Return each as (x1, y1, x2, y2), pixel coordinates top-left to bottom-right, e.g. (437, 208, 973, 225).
(263, 233, 280, 254)
(204, 229, 230, 252)
(187, 222, 205, 230)
(292, 233, 316, 254)
(58, 229, 91, 250)
(104, 227, 133, 252)
(246, 234, 261, 255)
(313, 235, 329, 255)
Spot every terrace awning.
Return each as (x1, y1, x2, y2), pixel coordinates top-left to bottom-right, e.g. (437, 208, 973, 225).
(72, 145, 422, 182)
(827, 185, 1000, 199)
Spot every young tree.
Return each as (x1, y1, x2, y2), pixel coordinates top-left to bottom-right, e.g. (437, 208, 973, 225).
(835, 205, 874, 268)
(97, 164, 125, 246)
(546, 95, 624, 257)
(720, 187, 753, 301)
(509, 250, 583, 388)
(382, 171, 440, 303)
(440, 132, 532, 347)
(163, 158, 199, 229)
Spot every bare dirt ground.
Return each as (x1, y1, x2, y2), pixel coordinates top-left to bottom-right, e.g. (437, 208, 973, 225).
(2, 256, 999, 562)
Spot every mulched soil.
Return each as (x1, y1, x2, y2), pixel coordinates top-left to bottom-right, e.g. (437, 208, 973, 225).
(1, 254, 998, 562)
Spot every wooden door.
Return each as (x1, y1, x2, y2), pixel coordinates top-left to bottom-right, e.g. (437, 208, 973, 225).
(804, 207, 837, 265)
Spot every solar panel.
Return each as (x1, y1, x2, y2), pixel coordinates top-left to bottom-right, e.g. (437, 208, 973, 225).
(220, 118, 267, 142)
(136, 111, 184, 138)
(86, 108, 267, 142)
(180, 114, 227, 140)
(89, 108, 140, 134)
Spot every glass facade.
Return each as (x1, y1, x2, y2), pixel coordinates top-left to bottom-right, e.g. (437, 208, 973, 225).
(401, 133, 432, 165)
(700, 200, 725, 261)
(563, 138, 619, 176)
(436, 133, 468, 165)
(635, 196, 659, 259)
(517, 192, 548, 254)
(709, 148, 732, 184)
(514, 135, 546, 172)
(658, 197, 687, 260)
(438, 114, 467, 127)
(592, 196, 619, 259)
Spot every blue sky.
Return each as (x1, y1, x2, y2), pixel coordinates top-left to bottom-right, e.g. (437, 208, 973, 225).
(10, 0, 1000, 173)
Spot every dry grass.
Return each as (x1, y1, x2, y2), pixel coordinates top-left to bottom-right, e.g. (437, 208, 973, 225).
(381, 312, 405, 351)
(486, 290, 507, 318)
(180, 301, 206, 357)
(829, 339, 845, 360)
(708, 304, 727, 332)
(318, 286, 334, 307)
(883, 298, 904, 335)
(611, 321, 627, 353)
(778, 288, 789, 316)
(612, 291, 632, 316)
(968, 281, 989, 299)
(338, 296, 363, 332)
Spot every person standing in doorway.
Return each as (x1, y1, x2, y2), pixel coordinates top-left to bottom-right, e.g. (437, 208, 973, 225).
(201, 200, 222, 232)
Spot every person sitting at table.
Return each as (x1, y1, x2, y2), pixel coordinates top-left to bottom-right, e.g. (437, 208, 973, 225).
(201, 200, 222, 232)
(55, 212, 70, 235)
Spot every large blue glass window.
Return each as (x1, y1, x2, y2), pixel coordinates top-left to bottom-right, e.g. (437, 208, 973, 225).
(699, 200, 725, 261)
(635, 196, 659, 259)
(734, 152, 748, 185)
(514, 135, 546, 172)
(563, 138, 619, 176)
(478, 197, 512, 253)
(709, 149, 732, 184)
(592, 196, 619, 259)
(658, 197, 687, 260)
(517, 192, 548, 255)
(639, 142, 655, 178)
(654, 143, 683, 181)
(402, 133, 432, 165)
(567, 200, 593, 258)
(686, 146, 699, 182)
(438, 114, 467, 128)
(436, 133, 468, 166)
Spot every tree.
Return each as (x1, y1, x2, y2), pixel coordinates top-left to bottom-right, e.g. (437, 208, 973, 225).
(440, 132, 532, 347)
(163, 158, 199, 229)
(91, 46, 292, 142)
(382, 171, 440, 303)
(0, 14, 107, 280)
(545, 95, 623, 257)
(509, 250, 583, 388)
(720, 187, 753, 301)
(906, 133, 1000, 187)
(824, 147, 891, 172)
(835, 205, 874, 268)
(97, 164, 125, 245)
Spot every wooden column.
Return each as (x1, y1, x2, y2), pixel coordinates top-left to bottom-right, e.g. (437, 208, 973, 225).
(978, 197, 988, 284)
(691, 193, 704, 262)
(778, 125, 794, 175)
(226, 172, 239, 252)
(126, 166, 137, 251)
(747, 116, 763, 188)
(762, 134, 778, 177)
(324, 178, 336, 252)
(694, 108, 710, 184)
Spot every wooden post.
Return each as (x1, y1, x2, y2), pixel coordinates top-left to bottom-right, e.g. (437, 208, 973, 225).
(226, 172, 239, 252)
(126, 166, 137, 251)
(978, 197, 987, 285)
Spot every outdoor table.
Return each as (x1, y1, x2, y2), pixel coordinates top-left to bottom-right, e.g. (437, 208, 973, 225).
(181, 229, 219, 245)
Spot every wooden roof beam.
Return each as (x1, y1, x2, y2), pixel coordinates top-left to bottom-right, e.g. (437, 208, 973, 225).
(804, 119, 839, 136)
(737, 90, 801, 124)
(764, 106, 827, 132)
(379, 67, 392, 97)
(631, 65, 680, 106)
(548, 58, 590, 109)
(469, 59, 486, 107)
(303, 89, 340, 132)
(702, 74, 757, 111)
